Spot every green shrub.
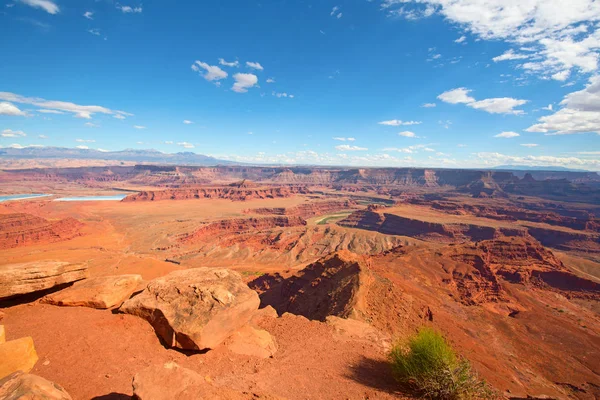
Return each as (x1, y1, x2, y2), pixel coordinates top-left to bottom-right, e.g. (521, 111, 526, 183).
(389, 327, 495, 399)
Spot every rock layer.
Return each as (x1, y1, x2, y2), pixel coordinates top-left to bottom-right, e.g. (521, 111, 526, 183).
(123, 186, 309, 202)
(0, 337, 38, 379)
(120, 268, 259, 350)
(0, 213, 83, 250)
(0, 371, 72, 400)
(42, 274, 143, 309)
(0, 261, 88, 300)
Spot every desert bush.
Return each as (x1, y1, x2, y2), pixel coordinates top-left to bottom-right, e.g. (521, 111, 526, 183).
(389, 327, 495, 399)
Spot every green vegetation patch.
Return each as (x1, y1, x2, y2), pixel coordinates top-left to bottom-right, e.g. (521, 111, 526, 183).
(316, 212, 353, 225)
(389, 327, 496, 399)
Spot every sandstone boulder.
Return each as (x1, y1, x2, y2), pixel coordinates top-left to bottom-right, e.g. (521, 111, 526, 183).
(42, 274, 142, 309)
(0, 371, 72, 400)
(226, 325, 277, 359)
(0, 261, 88, 300)
(325, 316, 391, 352)
(132, 362, 279, 399)
(120, 268, 259, 350)
(0, 325, 4, 344)
(0, 337, 38, 379)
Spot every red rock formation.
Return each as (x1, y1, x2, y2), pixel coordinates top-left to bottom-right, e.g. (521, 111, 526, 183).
(0, 213, 83, 249)
(245, 200, 359, 218)
(180, 216, 307, 244)
(122, 186, 309, 202)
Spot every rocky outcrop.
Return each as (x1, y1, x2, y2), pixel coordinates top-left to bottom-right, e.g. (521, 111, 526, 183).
(180, 216, 307, 243)
(325, 316, 391, 352)
(0, 336, 38, 379)
(339, 210, 528, 243)
(0, 213, 83, 250)
(42, 274, 143, 309)
(132, 362, 279, 400)
(120, 268, 259, 351)
(0, 261, 88, 300)
(245, 200, 359, 219)
(122, 186, 309, 202)
(0, 371, 72, 400)
(225, 325, 277, 359)
(526, 226, 600, 253)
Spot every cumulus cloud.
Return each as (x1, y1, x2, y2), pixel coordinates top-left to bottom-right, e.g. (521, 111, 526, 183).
(521, 143, 539, 147)
(383, 144, 435, 153)
(219, 58, 239, 67)
(75, 145, 89, 150)
(422, 103, 436, 108)
(330, 5, 342, 18)
(246, 61, 264, 71)
(232, 73, 258, 93)
(266, 78, 275, 83)
(438, 87, 527, 115)
(177, 142, 194, 149)
(475, 152, 600, 170)
(492, 49, 530, 62)
(378, 119, 422, 126)
(117, 5, 142, 13)
(335, 144, 368, 151)
(76, 138, 96, 143)
(333, 137, 356, 141)
(38, 134, 48, 139)
(0, 92, 132, 119)
(527, 75, 600, 135)
(1, 129, 26, 137)
(37, 109, 64, 114)
(455, 35, 466, 43)
(191, 61, 228, 82)
(379, 0, 600, 80)
(183, 120, 193, 124)
(0, 102, 26, 116)
(83, 11, 93, 19)
(84, 122, 99, 127)
(398, 131, 417, 138)
(494, 131, 520, 138)
(18, 0, 58, 14)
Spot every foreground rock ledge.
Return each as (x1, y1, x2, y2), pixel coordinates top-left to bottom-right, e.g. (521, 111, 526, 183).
(0, 371, 72, 400)
(133, 362, 280, 399)
(0, 261, 88, 300)
(0, 336, 38, 380)
(42, 274, 143, 309)
(120, 268, 259, 350)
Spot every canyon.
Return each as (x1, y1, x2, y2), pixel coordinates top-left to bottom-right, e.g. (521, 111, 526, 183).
(0, 164, 599, 399)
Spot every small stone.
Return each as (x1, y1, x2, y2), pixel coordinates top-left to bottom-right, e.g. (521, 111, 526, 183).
(0, 371, 72, 399)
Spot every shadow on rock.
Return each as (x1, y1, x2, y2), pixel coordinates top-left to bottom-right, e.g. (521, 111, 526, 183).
(345, 356, 402, 396)
(90, 393, 131, 400)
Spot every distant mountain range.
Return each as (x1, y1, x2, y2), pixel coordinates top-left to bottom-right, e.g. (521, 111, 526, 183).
(0, 147, 235, 166)
(491, 165, 592, 173)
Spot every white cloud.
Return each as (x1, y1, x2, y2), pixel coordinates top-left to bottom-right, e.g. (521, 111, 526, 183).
(76, 145, 89, 150)
(164, 141, 173, 144)
(232, 73, 258, 93)
(437, 88, 474, 104)
(469, 97, 528, 115)
(438, 88, 527, 115)
(383, 144, 435, 153)
(18, 0, 58, 14)
(76, 138, 96, 143)
(494, 131, 520, 138)
(527, 75, 600, 135)
(0, 92, 132, 119)
(266, 78, 275, 83)
(38, 134, 47, 139)
(183, 120, 193, 124)
(0, 102, 26, 116)
(378, 119, 422, 126)
(246, 61, 264, 71)
(84, 122, 99, 128)
(97, 148, 109, 152)
(113, 114, 125, 120)
(37, 109, 63, 114)
(541, 104, 553, 111)
(335, 144, 368, 151)
(87, 29, 101, 36)
(177, 142, 194, 149)
(333, 137, 356, 141)
(475, 152, 600, 170)
(521, 143, 539, 147)
(422, 103, 436, 108)
(117, 5, 142, 13)
(191, 61, 228, 82)
(455, 35, 466, 43)
(219, 58, 239, 67)
(337, 12, 343, 19)
(1, 129, 26, 137)
(272, 91, 294, 98)
(380, 0, 600, 80)
(492, 49, 530, 62)
(398, 131, 417, 138)
(83, 11, 93, 19)
(133, 125, 146, 129)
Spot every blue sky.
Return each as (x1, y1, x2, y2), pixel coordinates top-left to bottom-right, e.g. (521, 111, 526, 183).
(1, 0, 599, 169)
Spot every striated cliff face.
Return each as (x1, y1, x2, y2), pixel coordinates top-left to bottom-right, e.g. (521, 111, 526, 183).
(338, 209, 527, 243)
(245, 200, 359, 219)
(122, 186, 310, 201)
(0, 213, 83, 249)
